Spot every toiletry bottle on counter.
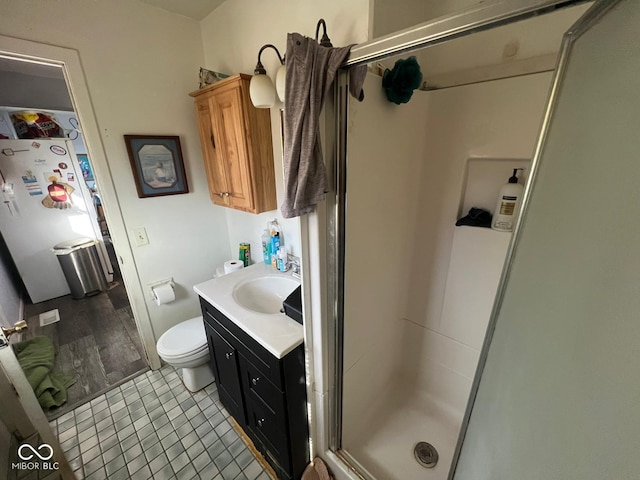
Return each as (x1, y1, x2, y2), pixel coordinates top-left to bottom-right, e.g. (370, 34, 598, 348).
(269, 219, 282, 268)
(492, 168, 524, 232)
(239, 243, 251, 267)
(261, 229, 271, 265)
(277, 246, 288, 272)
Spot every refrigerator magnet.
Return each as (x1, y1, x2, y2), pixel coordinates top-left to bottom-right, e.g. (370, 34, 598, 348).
(50, 145, 67, 156)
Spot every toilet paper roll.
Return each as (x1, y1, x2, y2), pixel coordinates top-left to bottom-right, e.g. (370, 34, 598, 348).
(224, 260, 244, 275)
(152, 282, 175, 305)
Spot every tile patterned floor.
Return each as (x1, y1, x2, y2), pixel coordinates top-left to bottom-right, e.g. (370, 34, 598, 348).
(49, 365, 272, 480)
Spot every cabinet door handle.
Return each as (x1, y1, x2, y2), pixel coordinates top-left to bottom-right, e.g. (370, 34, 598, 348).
(210, 133, 215, 149)
(257, 418, 265, 427)
(251, 377, 260, 386)
(225, 352, 234, 359)
(223, 192, 232, 197)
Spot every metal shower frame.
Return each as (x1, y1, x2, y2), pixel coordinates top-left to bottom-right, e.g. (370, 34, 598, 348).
(326, 0, 591, 478)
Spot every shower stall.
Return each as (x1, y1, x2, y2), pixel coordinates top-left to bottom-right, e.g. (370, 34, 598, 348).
(315, 1, 600, 479)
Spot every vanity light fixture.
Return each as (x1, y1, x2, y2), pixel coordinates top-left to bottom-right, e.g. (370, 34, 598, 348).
(249, 20, 333, 108)
(249, 44, 286, 108)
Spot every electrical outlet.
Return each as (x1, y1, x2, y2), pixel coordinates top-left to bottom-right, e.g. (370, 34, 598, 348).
(133, 227, 149, 246)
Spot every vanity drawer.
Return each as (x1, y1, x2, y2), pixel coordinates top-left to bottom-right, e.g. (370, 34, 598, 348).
(246, 389, 290, 472)
(239, 354, 286, 420)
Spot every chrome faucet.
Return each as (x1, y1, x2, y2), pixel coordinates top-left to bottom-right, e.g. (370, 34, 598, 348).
(287, 254, 301, 278)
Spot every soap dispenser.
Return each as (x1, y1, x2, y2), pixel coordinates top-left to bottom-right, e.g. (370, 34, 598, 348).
(492, 168, 524, 232)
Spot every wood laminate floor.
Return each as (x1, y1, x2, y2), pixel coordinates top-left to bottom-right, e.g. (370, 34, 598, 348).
(23, 271, 148, 420)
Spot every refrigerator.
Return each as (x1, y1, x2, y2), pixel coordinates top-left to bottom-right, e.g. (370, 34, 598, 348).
(0, 138, 113, 303)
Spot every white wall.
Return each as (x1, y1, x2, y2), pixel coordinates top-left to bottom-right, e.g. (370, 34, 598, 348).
(418, 4, 590, 83)
(0, 0, 231, 339)
(372, 0, 486, 38)
(341, 72, 429, 445)
(199, 0, 369, 261)
(373, 3, 591, 89)
(402, 72, 553, 410)
(340, 71, 554, 450)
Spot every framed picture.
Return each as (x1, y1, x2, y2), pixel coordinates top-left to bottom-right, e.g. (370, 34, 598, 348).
(124, 135, 189, 198)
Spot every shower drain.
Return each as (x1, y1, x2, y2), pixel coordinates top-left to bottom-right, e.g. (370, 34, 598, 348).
(414, 441, 439, 468)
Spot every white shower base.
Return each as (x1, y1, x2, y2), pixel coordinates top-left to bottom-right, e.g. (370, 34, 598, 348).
(345, 385, 463, 480)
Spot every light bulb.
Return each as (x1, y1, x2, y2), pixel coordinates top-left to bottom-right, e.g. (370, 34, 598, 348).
(250, 74, 276, 108)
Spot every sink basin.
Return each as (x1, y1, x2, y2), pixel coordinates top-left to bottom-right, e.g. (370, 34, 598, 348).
(232, 275, 299, 314)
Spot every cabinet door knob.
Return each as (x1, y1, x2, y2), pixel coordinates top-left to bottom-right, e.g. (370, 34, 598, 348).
(224, 192, 232, 197)
(225, 352, 234, 359)
(251, 377, 260, 386)
(257, 418, 265, 427)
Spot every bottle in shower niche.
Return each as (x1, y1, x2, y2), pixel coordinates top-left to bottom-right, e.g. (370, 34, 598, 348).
(492, 168, 524, 232)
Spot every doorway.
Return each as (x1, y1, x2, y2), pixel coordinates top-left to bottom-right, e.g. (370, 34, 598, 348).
(0, 37, 160, 421)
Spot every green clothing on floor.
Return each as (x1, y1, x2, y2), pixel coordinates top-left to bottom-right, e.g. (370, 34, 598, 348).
(12, 336, 75, 411)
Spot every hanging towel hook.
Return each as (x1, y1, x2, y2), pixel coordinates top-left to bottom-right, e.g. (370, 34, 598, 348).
(315, 19, 333, 47)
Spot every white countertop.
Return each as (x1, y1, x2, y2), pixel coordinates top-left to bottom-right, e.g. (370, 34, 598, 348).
(193, 263, 303, 359)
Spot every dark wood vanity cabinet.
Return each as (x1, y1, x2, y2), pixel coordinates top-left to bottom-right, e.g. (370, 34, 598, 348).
(205, 324, 246, 425)
(200, 298, 309, 480)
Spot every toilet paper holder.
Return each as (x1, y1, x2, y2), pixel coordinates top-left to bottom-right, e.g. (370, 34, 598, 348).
(148, 278, 175, 299)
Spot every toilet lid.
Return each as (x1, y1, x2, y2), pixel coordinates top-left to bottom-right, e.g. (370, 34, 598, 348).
(157, 316, 206, 357)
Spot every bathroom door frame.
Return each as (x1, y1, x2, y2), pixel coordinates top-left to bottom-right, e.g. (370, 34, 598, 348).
(0, 36, 161, 371)
(314, 0, 590, 479)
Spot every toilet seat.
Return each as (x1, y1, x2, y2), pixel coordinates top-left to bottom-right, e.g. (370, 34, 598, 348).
(159, 344, 209, 361)
(157, 316, 207, 358)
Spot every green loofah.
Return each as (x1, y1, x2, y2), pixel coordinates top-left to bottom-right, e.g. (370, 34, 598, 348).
(382, 56, 423, 105)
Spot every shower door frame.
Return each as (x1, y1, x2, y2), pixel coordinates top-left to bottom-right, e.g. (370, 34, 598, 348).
(326, 0, 588, 478)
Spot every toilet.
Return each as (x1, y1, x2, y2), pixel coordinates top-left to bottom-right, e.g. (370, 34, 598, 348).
(156, 316, 215, 392)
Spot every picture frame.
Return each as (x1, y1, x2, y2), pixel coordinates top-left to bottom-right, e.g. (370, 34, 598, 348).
(124, 135, 189, 198)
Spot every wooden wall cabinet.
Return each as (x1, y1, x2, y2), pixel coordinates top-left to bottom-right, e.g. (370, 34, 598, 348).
(190, 74, 277, 214)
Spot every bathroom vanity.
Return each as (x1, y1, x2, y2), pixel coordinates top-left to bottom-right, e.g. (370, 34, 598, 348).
(194, 265, 307, 479)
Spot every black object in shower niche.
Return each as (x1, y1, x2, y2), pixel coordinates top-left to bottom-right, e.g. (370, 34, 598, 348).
(456, 207, 492, 227)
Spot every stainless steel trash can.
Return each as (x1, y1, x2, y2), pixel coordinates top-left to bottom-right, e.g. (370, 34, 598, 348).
(53, 237, 107, 299)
